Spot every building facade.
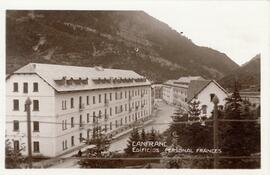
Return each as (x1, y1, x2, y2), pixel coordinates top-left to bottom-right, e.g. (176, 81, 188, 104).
(151, 84, 163, 100)
(6, 63, 152, 157)
(162, 76, 204, 108)
(187, 80, 228, 118)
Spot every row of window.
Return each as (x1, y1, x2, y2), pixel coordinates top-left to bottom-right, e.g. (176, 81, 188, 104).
(13, 140, 39, 153)
(61, 110, 148, 131)
(13, 120, 39, 132)
(13, 99, 39, 111)
(62, 88, 149, 110)
(13, 82, 39, 93)
(62, 94, 148, 111)
(61, 111, 149, 151)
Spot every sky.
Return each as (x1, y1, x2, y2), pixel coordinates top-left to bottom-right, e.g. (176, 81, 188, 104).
(144, 1, 269, 65)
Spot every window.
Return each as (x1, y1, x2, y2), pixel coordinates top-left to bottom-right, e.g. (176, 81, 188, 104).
(33, 82, 38, 92)
(99, 94, 101, 103)
(13, 140, 19, 151)
(115, 106, 117, 114)
(62, 100, 67, 110)
(202, 105, 207, 114)
(65, 140, 67, 149)
(79, 96, 82, 109)
(110, 108, 112, 116)
(62, 120, 64, 130)
(110, 122, 112, 130)
(79, 133, 83, 143)
(23, 82, 28, 93)
(33, 121, 39, 132)
(120, 118, 123, 126)
(110, 93, 112, 101)
(99, 110, 102, 118)
(104, 109, 107, 120)
(62, 141, 65, 150)
(87, 113, 89, 123)
(62, 120, 67, 130)
(13, 99, 19, 111)
(70, 98, 74, 108)
(125, 91, 127, 98)
(33, 141, 40, 153)
(65, 120, 67, 130)
(104, 124, 107, 133)
(210, 93, 215, 102)
(71, 117, 74, 128)
(86, 96, 89, 105)
(93, 112, 96, 123)
(87, 129, 90, 139)
(120, 92, 122, 99)
(33, 100, 39, 111)
(93, 96, 96, 104)
(115, 92, 118, 100)
(79, 115, 83, 128)
(120, 105, 123, 113)
(13, 83, 18, 92)
(104, 93, 107, 102)
(71, 136, 74, 146)
(13, 120, 19, 131)
(115, 120, 118, 128)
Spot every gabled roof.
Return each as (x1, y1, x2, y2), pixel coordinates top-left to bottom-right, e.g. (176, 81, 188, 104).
(187, 80, 228, 102)
(7, 63, 151, 92)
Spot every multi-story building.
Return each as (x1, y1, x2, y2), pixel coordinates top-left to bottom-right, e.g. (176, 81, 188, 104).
(162, 76, 228, 118)
(6, 63, 152, 157)
(151, 84, 163, 100)
(163, 76, 204, 107)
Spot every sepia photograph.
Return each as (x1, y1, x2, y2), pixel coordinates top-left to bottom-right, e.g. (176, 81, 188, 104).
(2, 0, 269, 172)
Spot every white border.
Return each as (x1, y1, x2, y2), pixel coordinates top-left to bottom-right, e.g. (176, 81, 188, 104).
(0, 1, 269, 175)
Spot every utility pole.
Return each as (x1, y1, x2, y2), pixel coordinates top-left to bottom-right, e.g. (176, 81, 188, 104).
(212, 95, 219, 169)
(25, 97, 32, 168)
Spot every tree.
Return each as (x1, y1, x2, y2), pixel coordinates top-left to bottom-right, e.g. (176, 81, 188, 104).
(162, 104, 213, 168)
(124, 127, 140, 156)
(140, 128, 146, 142)
(188, 100, 201, 121)
(219, 82, 260, 168)
(5, 139, 26, 168)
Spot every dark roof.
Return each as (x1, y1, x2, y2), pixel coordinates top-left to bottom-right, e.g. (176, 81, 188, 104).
(187, 80, 212, 102)
(187, 80, 228, 102)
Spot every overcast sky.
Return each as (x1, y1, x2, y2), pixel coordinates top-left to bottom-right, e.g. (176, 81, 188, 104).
(145, 1, 268, 65)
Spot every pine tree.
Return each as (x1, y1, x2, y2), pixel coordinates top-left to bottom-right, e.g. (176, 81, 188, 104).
(219, 81, 260, 168)
(188, 100, 201, 121)
(140, 128, 146, 142)
(124, 127, 140, 156)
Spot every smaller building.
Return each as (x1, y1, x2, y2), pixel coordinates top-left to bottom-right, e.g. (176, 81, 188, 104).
(187, 80, 228, 118)
(239, 91, 260, 107)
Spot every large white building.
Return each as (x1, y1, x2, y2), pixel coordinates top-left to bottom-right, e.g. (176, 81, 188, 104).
(6, 63, 152, 157)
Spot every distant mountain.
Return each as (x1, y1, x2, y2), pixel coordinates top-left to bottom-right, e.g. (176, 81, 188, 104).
(6, 10, 239, 82)
(219, 54, 260, 91)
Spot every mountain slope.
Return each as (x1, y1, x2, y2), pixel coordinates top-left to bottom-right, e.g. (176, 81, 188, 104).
(219, 54, 260, 91)
(6, 10, 239, 81)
